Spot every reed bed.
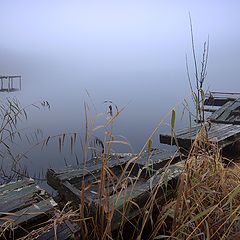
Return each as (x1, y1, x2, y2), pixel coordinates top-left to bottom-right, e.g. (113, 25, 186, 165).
(159, 126, 240, 240)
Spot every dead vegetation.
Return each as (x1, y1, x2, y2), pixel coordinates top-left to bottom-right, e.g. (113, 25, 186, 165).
(155, 127, 240, 240)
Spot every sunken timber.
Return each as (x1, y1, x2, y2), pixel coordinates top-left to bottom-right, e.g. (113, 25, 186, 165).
(2, 91, 240, 239)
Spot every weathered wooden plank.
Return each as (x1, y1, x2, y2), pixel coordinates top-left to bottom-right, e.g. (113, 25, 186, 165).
(47, 164, 133, 202)
(47, 153, 135, 196)
(57, 161, 183, 231)
(35, 222, 69, 240)
(208, 101, 234, 121)
(1, 190, 40, 213)
(0, 75, 21, 79)
(208, 99, 240, 124)
(204, 92, 240, 106)
(0, 184, 40, 207)
(52, 154, 133, 182)
(35, 220, 79, 240)
(0, 180, 80, 240)
(0, 198, 57, 227)
(204, 107, 218, 113)
(202, 124, 237, 142)
(160, 123, 240, 149)
(105, 162, 184, 230)
(0, 179, 34, 195)
(136, 148, 179, 168)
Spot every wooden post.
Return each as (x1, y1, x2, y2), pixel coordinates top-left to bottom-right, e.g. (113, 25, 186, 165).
(8, 77, 10, 92)
(20, 76, 22, 90)
(0, 77, 2, 90)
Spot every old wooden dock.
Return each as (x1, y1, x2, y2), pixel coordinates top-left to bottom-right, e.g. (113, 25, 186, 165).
(160, 91, 240, 151)
(0, 75, 22, 92)
(47, 148, 184, 231)
(0, 179, 79, 239)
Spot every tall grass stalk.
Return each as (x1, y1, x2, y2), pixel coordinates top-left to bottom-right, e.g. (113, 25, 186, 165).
(186, 14, 209, 125)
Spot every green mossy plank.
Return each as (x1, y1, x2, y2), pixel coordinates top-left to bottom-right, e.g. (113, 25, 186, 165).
(55, 153, 134, 175)
(136, 148, 179, 170)
(107, 162, 184, 230)
(209, 99, 240, 124)
(53, 154, 133, 181)
(209, 101, 234, 121)
(0, 184, 40, 208)
(108, 162, 183, 210)
(0, 190, 39, 213)
(0, 179, 34, 195)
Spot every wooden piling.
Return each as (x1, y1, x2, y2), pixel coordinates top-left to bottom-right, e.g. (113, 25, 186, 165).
(0, 75, 22, 92)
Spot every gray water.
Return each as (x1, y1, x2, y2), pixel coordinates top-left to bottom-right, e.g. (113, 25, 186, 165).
(0, 1, 240, 177)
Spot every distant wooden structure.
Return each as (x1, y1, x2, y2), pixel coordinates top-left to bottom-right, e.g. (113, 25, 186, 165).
(0, 179, 79, 239)
(47, 149, 184, 231)
(160, 91, 240, 151)
(0, 75, 22, 92)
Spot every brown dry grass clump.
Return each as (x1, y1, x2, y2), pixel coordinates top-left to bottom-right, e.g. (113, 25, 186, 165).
(167, 126, 240, 240)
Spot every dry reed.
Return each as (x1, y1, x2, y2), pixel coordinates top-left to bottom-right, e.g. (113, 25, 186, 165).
(160, 126, 240, 240)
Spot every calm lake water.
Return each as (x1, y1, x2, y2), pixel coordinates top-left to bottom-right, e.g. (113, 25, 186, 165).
(0, 1, 240, 179)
